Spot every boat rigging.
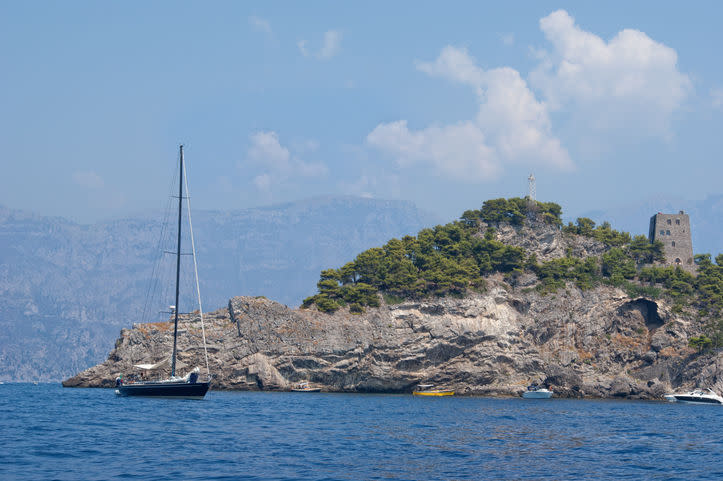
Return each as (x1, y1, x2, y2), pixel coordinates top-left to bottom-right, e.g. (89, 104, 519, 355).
(115, 145, 211, 399)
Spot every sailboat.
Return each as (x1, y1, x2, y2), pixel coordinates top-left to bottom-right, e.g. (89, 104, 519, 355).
(116, 145, 211, 399)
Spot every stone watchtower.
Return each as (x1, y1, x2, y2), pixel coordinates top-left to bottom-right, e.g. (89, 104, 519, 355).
(648, 211, 694, 271)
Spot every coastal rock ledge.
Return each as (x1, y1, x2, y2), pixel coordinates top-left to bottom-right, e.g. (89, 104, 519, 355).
(63, 283, 723, 399)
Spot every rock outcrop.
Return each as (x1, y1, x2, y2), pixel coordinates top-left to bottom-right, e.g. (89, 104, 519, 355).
(63, 280, 723, 398)
(494, 219, 607, 262)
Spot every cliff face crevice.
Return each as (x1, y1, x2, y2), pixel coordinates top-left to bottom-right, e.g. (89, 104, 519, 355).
(63, 282, 723, 399)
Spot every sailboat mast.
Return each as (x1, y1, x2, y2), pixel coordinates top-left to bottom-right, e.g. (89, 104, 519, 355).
(171, 145, 183, 378)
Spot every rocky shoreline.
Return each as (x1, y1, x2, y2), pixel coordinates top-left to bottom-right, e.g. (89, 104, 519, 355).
(62, 280, 723, 399)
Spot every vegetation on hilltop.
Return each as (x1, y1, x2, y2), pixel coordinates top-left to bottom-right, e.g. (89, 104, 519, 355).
(562, 217, 631, 246)
(303, 198, 723, 348)
(460, 197, 563, 227)
(302, 198, 553, 312)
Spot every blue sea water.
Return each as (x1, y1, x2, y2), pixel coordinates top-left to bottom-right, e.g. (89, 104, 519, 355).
(0, 384, 721, 480)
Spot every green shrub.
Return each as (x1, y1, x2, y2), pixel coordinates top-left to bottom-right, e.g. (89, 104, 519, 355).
(383, 293, 405, 305)
(623, 282, 662, 299)
(689, 335, 713, 352)
(315, 295, 341, 313)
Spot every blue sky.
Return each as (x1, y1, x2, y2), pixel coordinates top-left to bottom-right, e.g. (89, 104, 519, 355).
(1, 1, 722, 224)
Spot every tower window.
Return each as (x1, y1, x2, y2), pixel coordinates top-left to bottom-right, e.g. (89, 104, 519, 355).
(667, 219, 672, 225)
(675, 219, 680, 225)
(672, 241, 675, 247)
(659, 230, 665, 235)
(666, 230, 670, 235)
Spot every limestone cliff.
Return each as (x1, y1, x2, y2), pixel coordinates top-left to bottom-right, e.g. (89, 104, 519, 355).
(63, 283, 723, 398)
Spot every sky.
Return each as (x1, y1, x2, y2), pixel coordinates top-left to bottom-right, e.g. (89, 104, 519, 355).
(1, 1, 722, 224)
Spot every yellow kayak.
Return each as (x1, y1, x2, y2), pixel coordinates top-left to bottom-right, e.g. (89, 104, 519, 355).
(412, 390, 455, 396)
(413, 384, 454, 396)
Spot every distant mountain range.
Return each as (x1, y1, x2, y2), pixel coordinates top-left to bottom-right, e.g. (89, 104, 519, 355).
(0, 196, 439, 381)
(574, 194, 723, 258)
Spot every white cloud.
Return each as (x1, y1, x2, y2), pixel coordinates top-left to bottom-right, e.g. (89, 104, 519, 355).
(475, 67, 570, 170)
(253, 173, 272, 192)
(249, 16, 272, 35)
(297, 40, 309, 57)
(337, 175, 375, 199)
(246, 131, 328, 191)
(292, 139, 320, 153)
(319, 30, 342, 59)
(530, 10, 692, 135)
(295, 160, 327, 177)
(501, 33, 515, 46)
(416, 46, 484, 86)
(298, 30, 342, 60)
(367, 120, 501, 181)
(369, 46, 571, 181)
(368, 10, 692, 180)
(247, 131, 291, 171)
(72, 171, 104, 189)
(337, 172, 400, 200)
(711, 88, 723, 109)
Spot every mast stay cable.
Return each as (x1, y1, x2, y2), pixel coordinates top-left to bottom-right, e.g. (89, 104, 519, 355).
(183, 154, 211, 379)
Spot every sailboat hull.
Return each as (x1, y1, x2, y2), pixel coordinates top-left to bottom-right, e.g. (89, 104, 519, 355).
(116, 381, 210, 399)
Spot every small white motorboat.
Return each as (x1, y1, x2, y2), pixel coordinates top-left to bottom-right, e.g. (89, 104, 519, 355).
(522, 384, 553, 399)
(663, 388, 723, 405)
(291, 381, 321, 392)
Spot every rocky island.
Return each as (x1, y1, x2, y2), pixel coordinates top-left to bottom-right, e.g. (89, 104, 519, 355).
(63, 199, 723, 398)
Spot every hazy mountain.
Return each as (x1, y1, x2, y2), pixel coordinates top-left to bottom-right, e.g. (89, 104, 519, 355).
(0, 197, 439, 381)
(572, 194, 723, 257)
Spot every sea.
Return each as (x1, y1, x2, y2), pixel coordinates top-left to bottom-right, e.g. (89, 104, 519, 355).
(0, 384, 721, 480)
